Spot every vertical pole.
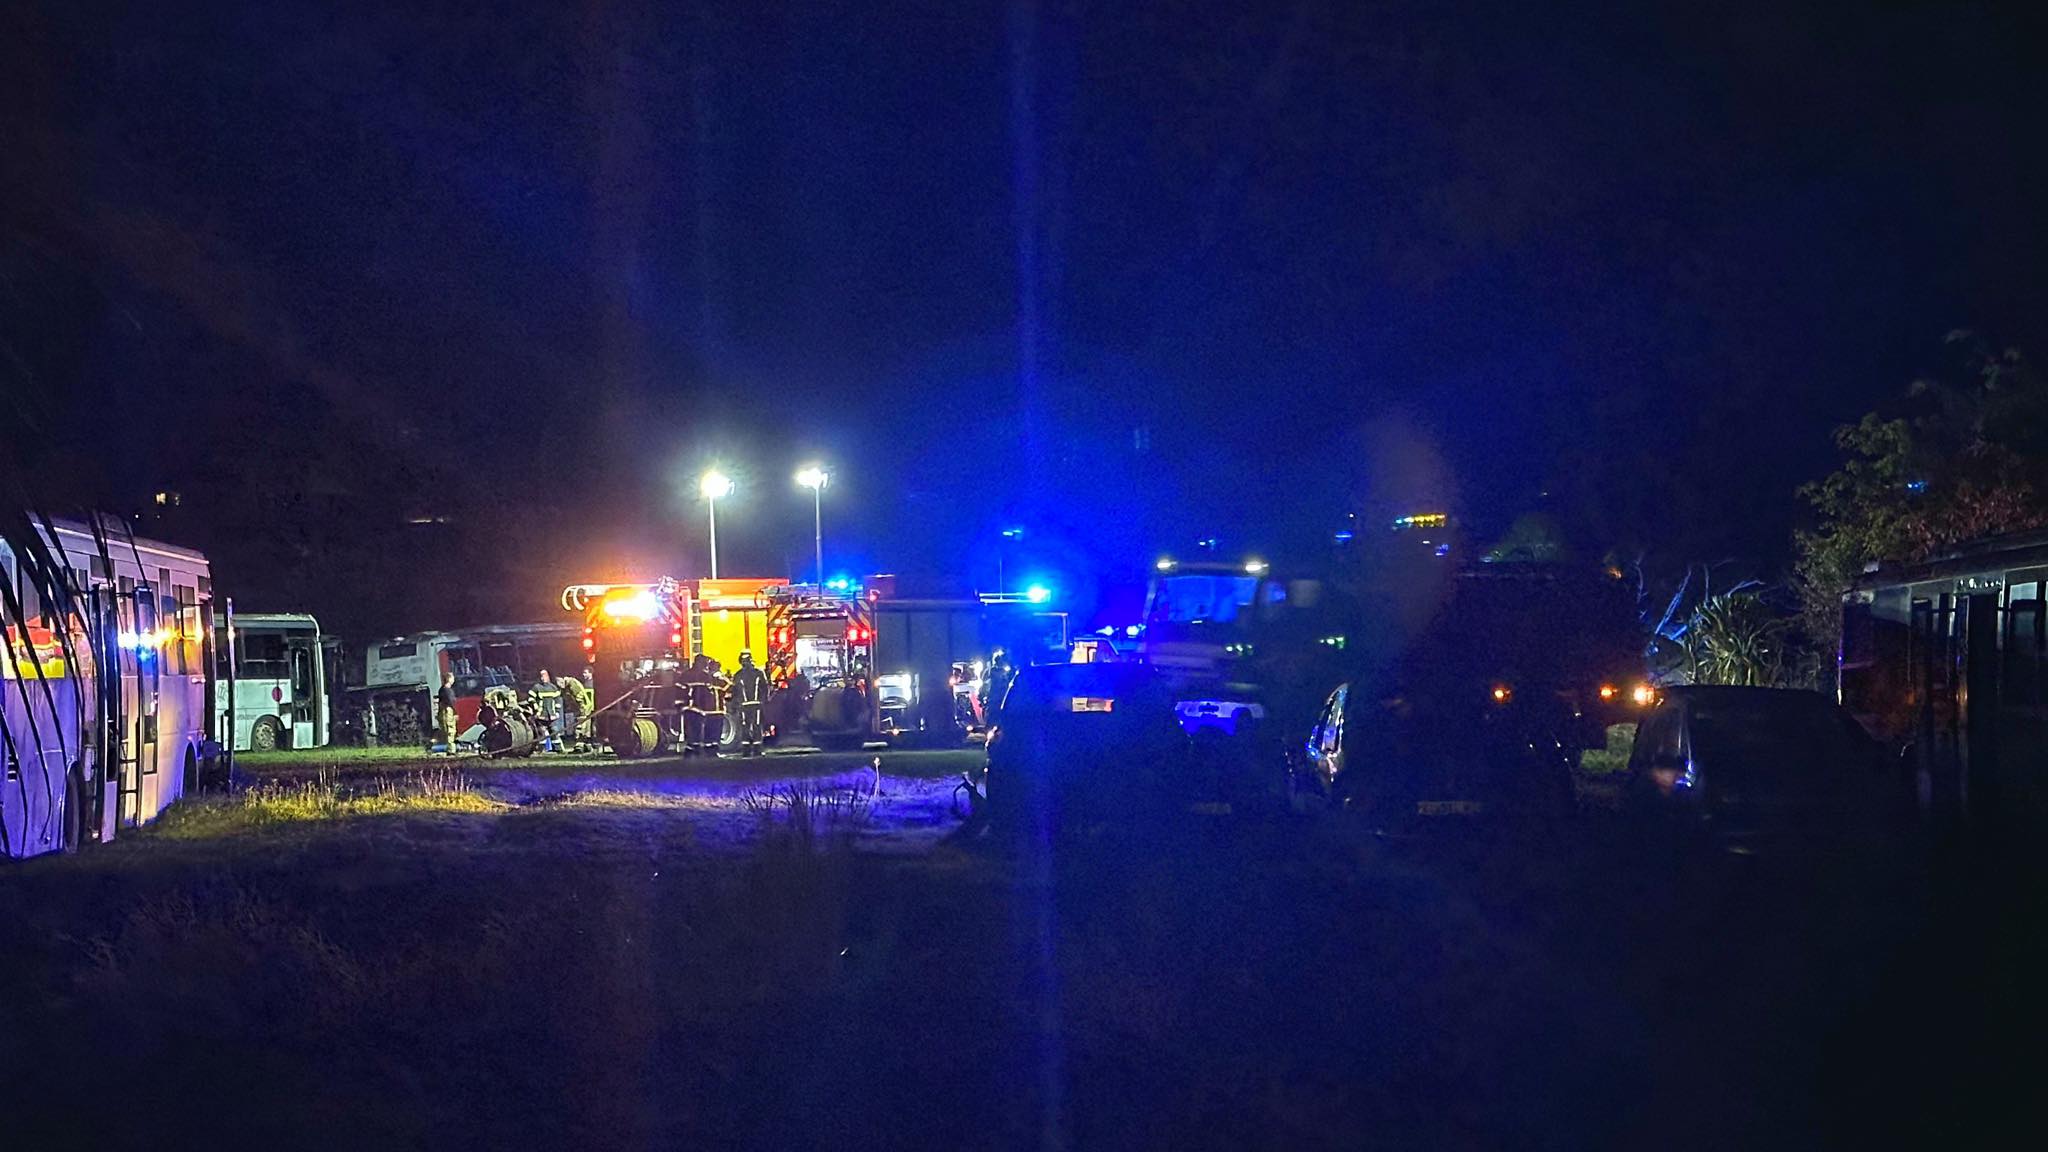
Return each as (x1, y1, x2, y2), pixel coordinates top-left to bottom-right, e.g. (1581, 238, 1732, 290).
(813, 488, 824, 593)
(223, 597, 237, 786)
(707, 497, 720, 580)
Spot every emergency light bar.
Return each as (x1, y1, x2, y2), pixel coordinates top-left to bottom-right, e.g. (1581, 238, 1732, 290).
(601, 590, 663, 621)
(562, 577, 680, 613)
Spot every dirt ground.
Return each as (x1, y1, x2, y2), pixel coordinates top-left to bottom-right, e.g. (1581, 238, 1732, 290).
(3, 751, 2043, 1150)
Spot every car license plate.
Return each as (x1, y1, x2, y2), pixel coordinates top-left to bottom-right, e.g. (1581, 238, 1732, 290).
(1070, 697, 1115, 713)
(1415, 800, 1484, 816)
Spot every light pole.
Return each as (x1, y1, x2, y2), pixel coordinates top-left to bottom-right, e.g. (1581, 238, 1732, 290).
(998, 526, 1024, 594)
(700, 470, 733, 579)
(795, 465, 828, 591)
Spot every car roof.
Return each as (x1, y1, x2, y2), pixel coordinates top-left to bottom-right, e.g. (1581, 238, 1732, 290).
(1660, 686, 1831, 704)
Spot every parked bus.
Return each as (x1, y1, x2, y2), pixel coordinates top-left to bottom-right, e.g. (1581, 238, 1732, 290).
(2, 513, 215, 859)
(353, 622, 584, 745)
(1841, 528, 2048, 824)
(214, 612, 329, 752)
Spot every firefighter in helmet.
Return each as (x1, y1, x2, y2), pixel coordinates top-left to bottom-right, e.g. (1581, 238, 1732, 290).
(730, 650, 769, 757)
(528, 669, 564, 752)
(701, 656, 731, 752)
(684, 654, 726, 754)
(677, 654, 710, 755)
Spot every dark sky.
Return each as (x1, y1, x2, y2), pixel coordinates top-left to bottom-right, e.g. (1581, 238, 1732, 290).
(5, 0, 2046, 626)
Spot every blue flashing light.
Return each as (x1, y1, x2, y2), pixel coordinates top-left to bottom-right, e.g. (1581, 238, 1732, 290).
(1434, 543, 1451, 557)
(1333, 530, 1355, 543)
(1024, 584, 1053, 605)
(1905, 479, 1928, 493)
(825, 575, 854, 592)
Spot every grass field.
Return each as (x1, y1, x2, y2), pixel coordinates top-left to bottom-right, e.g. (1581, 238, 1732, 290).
(2, 750, 2036, 1150)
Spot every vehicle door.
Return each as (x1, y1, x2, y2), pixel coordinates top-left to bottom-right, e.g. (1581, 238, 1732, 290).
(1306, 684, 1348, 787)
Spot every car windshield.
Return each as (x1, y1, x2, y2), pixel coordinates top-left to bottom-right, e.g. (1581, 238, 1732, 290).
(1144, 574, 1259, 630)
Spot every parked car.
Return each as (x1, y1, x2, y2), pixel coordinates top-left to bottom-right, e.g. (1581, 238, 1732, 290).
(1302, 678, 1578, 831)
(1622, 686, 1897, 847)
(983, 662, 1191, 833)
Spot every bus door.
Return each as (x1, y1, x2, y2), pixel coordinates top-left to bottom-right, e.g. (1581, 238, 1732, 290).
(119, 578, 162, 828)
(288, 637, 325, 749)
(1962, 591, 2002, 814)
(1910, 595, 1963, 818)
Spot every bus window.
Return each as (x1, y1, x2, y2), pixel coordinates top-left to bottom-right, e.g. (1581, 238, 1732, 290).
(239, 631, 289, 679)
(481, 641, 518, 685)
(174, 585, 200, 675)
(292, 646, 315, 700)
(2006, 583, 2042, 712)
(443, 645, 481, 678)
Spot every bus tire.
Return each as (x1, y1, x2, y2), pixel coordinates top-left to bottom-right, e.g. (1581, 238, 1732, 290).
(249, 716, 283, 753)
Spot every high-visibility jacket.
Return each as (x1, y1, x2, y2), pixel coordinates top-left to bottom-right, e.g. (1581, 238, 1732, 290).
(558, 677, 589, 715)
(677, 665, 709, 712)
(694, 668, 728, 712)
(731, 665, 769, 707)
(529, 681, 563, 718)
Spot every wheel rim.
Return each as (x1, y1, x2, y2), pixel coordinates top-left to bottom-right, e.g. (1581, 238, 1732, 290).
(251, 719, 279, 752)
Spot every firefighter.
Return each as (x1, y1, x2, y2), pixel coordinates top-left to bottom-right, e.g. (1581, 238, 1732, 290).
(979, 649, 1015, 720)
(437, 671, 461, 755)
(694, 655, 729, 753)
(730, 650, 769, 757)
(528, 669, 564, 752)
(558, 671, 589, 750)
(677, 655, 710, 755)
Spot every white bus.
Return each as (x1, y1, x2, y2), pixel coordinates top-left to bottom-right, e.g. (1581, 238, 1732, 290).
(215, 612, 330, 752)
(2, 514, 215, 859)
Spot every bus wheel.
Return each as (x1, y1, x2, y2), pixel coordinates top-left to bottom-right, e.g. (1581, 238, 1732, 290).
(249, 716, 283, 752)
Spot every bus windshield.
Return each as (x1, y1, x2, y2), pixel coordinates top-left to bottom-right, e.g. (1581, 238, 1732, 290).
(1144, 573, 1260, 638)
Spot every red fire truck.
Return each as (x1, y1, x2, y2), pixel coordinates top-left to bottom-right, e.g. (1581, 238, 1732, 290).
(762, 580, 1069, 747)
(566, 576, 787, 756)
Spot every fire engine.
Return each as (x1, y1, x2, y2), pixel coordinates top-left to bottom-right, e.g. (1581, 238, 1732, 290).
(761, 578, 1070, 747)
(565, 576, 787, 757)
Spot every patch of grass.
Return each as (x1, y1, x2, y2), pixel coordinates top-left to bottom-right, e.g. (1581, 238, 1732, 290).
(153, 767, 504, 839)
(236, 745, 438, 768)
(739, 777, 874, 852)
(1578, 722, 1636, 776)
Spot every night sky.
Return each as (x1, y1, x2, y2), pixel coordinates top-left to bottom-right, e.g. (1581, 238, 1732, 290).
(5, 0, 2045, 631)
